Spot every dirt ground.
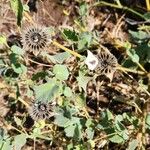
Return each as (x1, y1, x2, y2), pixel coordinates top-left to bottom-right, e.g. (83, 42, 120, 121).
(0, 0, 150, 149)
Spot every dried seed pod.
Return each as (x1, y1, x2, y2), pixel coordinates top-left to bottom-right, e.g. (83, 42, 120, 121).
(97, 51, 118, 75)
(85, 50, 118, 81)
(21, 26, 51, 55)
(28, 101, 55, 121)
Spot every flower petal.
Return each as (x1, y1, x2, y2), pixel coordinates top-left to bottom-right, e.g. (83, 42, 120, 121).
(85, 50, 99, 70)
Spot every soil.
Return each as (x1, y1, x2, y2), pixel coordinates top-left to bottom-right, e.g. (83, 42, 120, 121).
(0, 0, 150, 149)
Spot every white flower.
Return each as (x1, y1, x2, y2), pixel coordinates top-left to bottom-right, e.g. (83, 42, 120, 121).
(85, 50, 99, 70)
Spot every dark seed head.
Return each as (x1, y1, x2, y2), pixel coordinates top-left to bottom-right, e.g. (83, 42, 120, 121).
(28, 101, 55, 121)
(31, 33, 41, 43)
(21, 26, 51, 55)
(97, 51, 118, 75)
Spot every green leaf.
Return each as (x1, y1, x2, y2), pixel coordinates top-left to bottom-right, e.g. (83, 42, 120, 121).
(126, 48, 139, 63)
(75, 94, 86, 108)
(0, 59, 5, 66)
(10, 0, 23, 26)
(9, 53, 18, 64)
(12, 63, 27, 74)
(78, 32, 92, 51)
(77, 71, 92, 92)
(74, 124, 82, 140)
(64, 122, 82, 140)
(23, 4, 29, 11)
(32, 71, 48, 81)
(14, 134, 27, 150)
(11, 45, 25, 55)
(144, 12, 150, 20)
(42, 51, 71, 64)
(97, 117, 111, 130)
(53, 64, 69, 81)
(26, 87, 33, 97)
(87, 140, 95, 149)
(123, 113, 139, 128)
(0, 35, 7, 45)
(68, 117, 81, 127)
(86, 127, 94, 139)
(115, 115, 123, 122)
(64, 86, 73, 97)
(129, 30, 149, 40)
(52, 52, 71, 64)
(78, 39, 87, 50)
(0, 128, 5, 139)
(122, 130, 129, 140)
(109, 134, 125, 143)
(127, 139, 138, 150)
(135, 43, 150, 63)
(122, 58, 137, 69)
(64, 124, 76, 137)
(9, 53, 27, 74)
(54, 107, 80, 128)
(63, 29, 78, 41)
(54, 114, 70, 127)
(79, 2, 88, 16)
(106, 109, 114, 121)
(34, 79, 63, 102)
(115, 121, 125, 132)
(14, 116, 22, 126)
(33, 128, 41, 135)
(85, 119, 93, 128)
(74, 145, 83, 150)
(2, 140, 12, 150)
(67, 143, 74, 150)
(146, 114, 150, 126)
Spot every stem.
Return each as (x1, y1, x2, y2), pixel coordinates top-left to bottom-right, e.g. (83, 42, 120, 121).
(74, 20, 87, 32)
(52, 41, 82, 58)
(141, 102, 147, 147)
(94, 1, 122, 9)
(117, 66, 146, 75)
(18, 97, 30, 108)
(132, 102, 142, 114)
(136, 62, 147, 73)
(114, 98, 142, 113)
(138, 25, 150, 30)
(123, 7, 145, 20)
(94, 132, 118, 142)
(146, 0, 150, 11)
(28, 58, 52, 67)
(24, 12, 35, 25)
(115, 0, 122, 7)
(83, 107, 90, 118)
(9, 92, 30, 108)
(11, 125, 24, 134)
(94, 1, 145, 20)
(0, 64, 8, 67)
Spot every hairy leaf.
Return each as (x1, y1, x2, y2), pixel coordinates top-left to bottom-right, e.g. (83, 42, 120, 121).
(0, 35, 7, 45)
(13, 134, 27, 150)
(77, 71, 92, 92)
(63, 29, 78, 41)
(53, 64, 69, 81)
(10, 0, 23, 26)
(34, 79, 63, 102)
(127, 139, 138, 150)
(11, 45, 25, 56)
